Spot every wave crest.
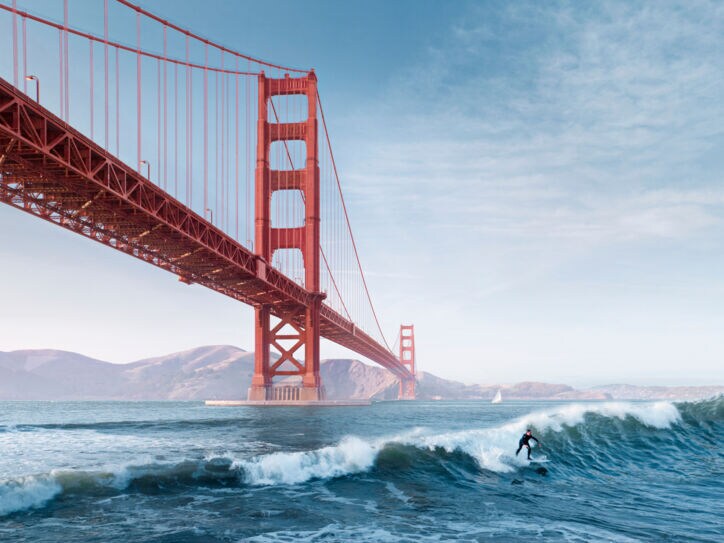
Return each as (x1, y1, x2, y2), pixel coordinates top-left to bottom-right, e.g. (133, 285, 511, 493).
(0, 475, 62, 516)
(226, 400, 686, 484)
(233, 436, 378, 485)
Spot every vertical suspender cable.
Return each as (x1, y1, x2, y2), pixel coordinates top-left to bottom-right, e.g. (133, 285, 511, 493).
(156, 59, 161, 185)
(203, 43, 208, 216)
(12, 0, 18, 87)
(246, 60, 251, 246)
(104, 0, 109, 150)
(174, 62, 178, 198)
(64, 0, 69, 120)
(235, 61, 239, 241)
(222, 70, 225, 231)
(59, 30, 64, 119)
(21, 15, 26, 93)
(219, 68, 223, 229)
(90, 41, 94, 140)
(219, 65, 223, 229)
(190, 50, 194, 210)
(214, 70, 218, 221)
(136, 10, 141, 172)
(189, 42, 194, 210)
(185, 35, 190, 206)
(163, 25, 168, 191)
(217, 71, 221, 226)
(225, 71, 230, 233)
(115, 47, 119, 156)
(226, 72, 230, 233)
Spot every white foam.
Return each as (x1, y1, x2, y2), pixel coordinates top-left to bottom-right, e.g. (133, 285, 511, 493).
(405, 401, 681, 474)
(241, 517, 643, 542)
(235, 436, 378, 485)
(244, 523, 400, 543)
(233, 401, 682, 484)
(384, 482, 410, 504)
(0, 475, 62, 516)
(515, 401, 681, 433)
(0, 455, 188, 516)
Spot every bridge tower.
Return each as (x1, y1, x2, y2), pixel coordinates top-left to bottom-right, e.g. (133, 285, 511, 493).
(398, 324, 416, 400)
(248, 71, 324, 402)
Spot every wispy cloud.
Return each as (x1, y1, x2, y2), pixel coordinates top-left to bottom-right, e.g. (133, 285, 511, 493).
(339, 0, 724, 254)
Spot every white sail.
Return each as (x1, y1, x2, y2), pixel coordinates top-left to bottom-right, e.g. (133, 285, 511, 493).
(491, 389, 502, 404)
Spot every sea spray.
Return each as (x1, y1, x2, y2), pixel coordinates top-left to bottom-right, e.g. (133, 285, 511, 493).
(234, 436, 379, 485)
(0, 475, 62, 516)
(407, 401, 683, 472)
(230, 401, 684, 484)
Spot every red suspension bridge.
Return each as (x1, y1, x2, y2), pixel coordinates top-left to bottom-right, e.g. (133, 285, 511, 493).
(0, 0, 416, 401)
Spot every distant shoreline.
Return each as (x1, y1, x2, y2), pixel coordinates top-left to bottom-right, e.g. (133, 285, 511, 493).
(1, 346, 721, 402)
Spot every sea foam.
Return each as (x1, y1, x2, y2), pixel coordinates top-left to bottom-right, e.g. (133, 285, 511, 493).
(234, 436, 379, 485)
(406, 401, 681, 473)
(0, 475, 62, 516)
(234, 401, 682, 483)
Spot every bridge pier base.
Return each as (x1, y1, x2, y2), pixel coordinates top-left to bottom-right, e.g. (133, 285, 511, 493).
(299, 386, 323, 401)
(399, 378, 416, 400)
(247, 384, 324, 402)
(247, 385, 271, 402)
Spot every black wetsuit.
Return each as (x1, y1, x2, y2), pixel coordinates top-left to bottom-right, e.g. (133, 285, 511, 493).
(515, 433, 539, 459)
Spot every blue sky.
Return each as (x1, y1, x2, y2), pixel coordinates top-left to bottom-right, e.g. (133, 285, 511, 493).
(1, 0, 723, 386)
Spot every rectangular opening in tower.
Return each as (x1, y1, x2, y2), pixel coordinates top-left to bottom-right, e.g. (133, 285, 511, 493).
(269, 140, 306, 171)
(268, 94, 309, 123)
(270, 189, 305, 228)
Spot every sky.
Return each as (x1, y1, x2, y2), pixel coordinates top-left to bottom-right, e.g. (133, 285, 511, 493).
(1, 0, 723, 386)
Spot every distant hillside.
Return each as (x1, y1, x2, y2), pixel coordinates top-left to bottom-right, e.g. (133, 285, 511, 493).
(0, 346, 721, 401)
(0, 346, 254, 400)
(0, 346, 395, 401)
(415, 373, 610, 401)
(590, 384, 724, 401)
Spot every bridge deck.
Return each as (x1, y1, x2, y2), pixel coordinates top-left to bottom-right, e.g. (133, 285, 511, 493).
(0, 77, 409, 379)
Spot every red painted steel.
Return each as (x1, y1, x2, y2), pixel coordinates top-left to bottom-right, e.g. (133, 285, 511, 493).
(249, 72, 324, 401)
(398, 324, 417, 399)
(0, 76, 411, 381)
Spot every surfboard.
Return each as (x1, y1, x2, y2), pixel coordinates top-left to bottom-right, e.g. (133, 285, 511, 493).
(527, 448, 548, 462)
(528, 456, 549, 463)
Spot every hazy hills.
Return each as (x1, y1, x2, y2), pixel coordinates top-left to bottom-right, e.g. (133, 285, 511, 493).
(0, 346, 397, 401)
(0, 346, 721, 401)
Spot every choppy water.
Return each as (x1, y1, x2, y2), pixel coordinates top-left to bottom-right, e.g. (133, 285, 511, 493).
(0, 398, 722, 542)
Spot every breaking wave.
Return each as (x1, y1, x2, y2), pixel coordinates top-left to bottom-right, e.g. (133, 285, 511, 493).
(2, 397, 720, 517)
(233, 399, 688, 484)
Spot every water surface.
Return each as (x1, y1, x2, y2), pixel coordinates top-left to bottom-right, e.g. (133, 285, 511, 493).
(0, 398, 721, 541)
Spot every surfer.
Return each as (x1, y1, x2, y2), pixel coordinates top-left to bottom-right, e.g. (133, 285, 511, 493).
(515, 429, 539, 460)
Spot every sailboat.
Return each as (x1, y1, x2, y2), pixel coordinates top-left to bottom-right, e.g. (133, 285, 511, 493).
(491, 389, 502, 404)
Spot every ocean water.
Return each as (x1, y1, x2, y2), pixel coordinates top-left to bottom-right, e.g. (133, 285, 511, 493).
(0, 398, 721, 542)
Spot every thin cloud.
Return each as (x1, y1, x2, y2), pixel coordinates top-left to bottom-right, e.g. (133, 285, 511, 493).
(338, 0, 724, 251)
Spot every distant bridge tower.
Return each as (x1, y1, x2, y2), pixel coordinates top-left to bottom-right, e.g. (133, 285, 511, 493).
(248, 71, 324, 402)
(398, 324, 416, 399)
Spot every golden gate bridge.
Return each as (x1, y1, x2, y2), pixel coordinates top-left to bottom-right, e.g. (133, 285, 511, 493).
(0, 0, 416, 402)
